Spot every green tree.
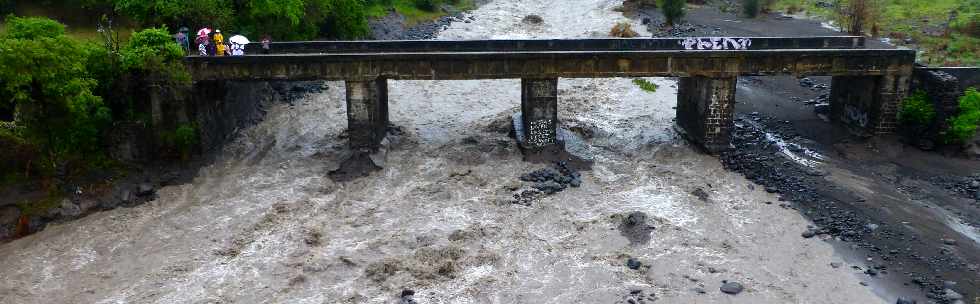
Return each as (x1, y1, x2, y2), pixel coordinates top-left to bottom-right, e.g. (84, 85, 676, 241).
(0, 16, 111, 167)
(743, 0, 760, 18)
(898, 90, 936, 138)
(947, 88, 980, 144)
(659, 0, 685, 26)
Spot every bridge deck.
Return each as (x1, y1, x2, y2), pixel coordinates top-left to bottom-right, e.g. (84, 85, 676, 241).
(239, 36, 866, 54)
(186, 48, 915, 81)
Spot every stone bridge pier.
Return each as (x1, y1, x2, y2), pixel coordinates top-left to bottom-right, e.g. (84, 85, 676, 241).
(345, 78, 389, 151)
(340, 74, 910, 155)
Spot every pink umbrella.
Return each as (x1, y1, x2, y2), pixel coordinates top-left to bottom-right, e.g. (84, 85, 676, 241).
(197, 28, 211, 37)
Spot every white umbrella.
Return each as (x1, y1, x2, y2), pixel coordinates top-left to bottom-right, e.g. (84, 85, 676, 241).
(229, 35, 250, 45)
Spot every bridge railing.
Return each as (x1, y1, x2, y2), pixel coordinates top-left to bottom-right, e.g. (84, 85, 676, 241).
(237, 36, 865, 55)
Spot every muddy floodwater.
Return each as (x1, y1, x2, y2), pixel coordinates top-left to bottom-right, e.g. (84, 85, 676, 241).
(0, 1, 912, 303)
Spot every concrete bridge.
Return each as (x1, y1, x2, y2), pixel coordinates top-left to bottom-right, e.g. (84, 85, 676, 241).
(184, 37, 915, 153)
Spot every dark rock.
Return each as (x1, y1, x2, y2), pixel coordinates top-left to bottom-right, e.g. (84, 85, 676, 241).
(137, 183, 155, 196)
(895, 297, 916, 304)
(118, 189, 133, 204)
(619, 211, 655, 245)
(830, 262, 842, 268)
(802, 230, 816, 238)
(720, 281, 744, 294)
(942, 238, 957, 246)
(400, 289, 417, 304)
(692, 188, 709, 201)
(522, 15, 544, 25)
(627, 258, 642, 270)
(0, 206, 21, 227)
(944, 289, 963, 300)
(59, 199, 81, 217)
(813, 103, 831, 115)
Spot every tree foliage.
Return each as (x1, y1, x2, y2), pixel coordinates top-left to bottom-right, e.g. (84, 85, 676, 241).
(119, 27, 189, 84)
(659, 0, 685, 26)
(898, 90, 936, 139)
(0, 16, 111, 163)
(947, 88, 980, 144)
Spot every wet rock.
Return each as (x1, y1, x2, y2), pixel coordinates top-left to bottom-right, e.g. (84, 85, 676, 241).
(522, 14, 544, 24)
(118, 189, 133, 204)
(619, 211, 655, 245)
(59, 199, 81, 217)
(400, 289, 417, 304)
(895, 297, 916, 304)
(942, 280, 957, 289)
(720, 281, 744, 295)
(830, 262, 842, 268)
(0, 206, 21, 227)
(942, 238, 957, 246)
(627, 258, 642, 270)
(691, 188, 709, 201)
(136, 183, 155, 197)
(801, 229, 817, 238)
(813, 103, 831, 115)
(944, 288, 963, 301)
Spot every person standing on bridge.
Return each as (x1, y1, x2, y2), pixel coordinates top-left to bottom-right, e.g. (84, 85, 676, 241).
(213, 30, 226, 56)
(196, 35, 209, 56)
(261, 35, 271, 54)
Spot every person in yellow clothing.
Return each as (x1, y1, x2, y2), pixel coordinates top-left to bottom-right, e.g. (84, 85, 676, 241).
(213, 30, 226, 56)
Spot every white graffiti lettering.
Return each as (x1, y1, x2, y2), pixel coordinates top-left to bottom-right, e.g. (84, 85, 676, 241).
(679, 37, 753, 50)
(844, 105, 869, 127)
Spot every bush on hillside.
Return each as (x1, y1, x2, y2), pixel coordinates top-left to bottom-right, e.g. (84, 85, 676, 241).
(415, 0, 442, 11)
(659, 0, 685, 26)
(947, 88, 980, 144)
(950, 0, 980, 37)
(0, 16, 111, 167)
(898, 91, 936, 136)
(743, 0, 760, 18)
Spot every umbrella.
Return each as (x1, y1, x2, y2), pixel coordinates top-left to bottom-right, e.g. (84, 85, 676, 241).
(197, 28, 211, 37)
(229, 35, 250, 45)
(179, 27, 189, 33)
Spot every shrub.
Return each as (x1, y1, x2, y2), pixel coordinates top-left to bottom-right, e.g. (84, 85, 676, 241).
(323, 0, 372, 40)
(743, 0, 760, 18)
(633, 78, 659, 92)
(659, 0, 685, 26)
(947, 88, 980, 144)
(898, 90, 936, 133)
(174, 124, 198, 159)
(0, 16, 111, 167)
(610, 22, 639, 37)
(950, 0, 980, 37)
(415, 0, 442, 11)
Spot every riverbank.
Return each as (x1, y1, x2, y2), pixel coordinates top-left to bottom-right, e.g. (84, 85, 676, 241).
(628, 2, 980, 302)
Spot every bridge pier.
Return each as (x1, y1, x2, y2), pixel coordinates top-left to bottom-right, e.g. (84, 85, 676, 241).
(346, 78, 389, 151)
(830, 73, 909, 135)
(519, 78, 560, 150)
(676, 76, 737, 153)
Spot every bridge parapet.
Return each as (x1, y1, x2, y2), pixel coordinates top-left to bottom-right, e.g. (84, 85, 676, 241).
(240, 36, 865, 54)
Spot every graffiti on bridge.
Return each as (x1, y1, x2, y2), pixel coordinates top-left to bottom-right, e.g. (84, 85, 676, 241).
(679, 37, 753, 50)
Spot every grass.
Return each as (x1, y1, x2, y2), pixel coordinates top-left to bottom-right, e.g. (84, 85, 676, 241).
(633, 78, 660, 92)
(771, 0, 979, 66)
(365, 0, 477, 26)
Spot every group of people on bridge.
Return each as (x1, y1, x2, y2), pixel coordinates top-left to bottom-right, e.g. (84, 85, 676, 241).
(174, 27, 271, 57)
